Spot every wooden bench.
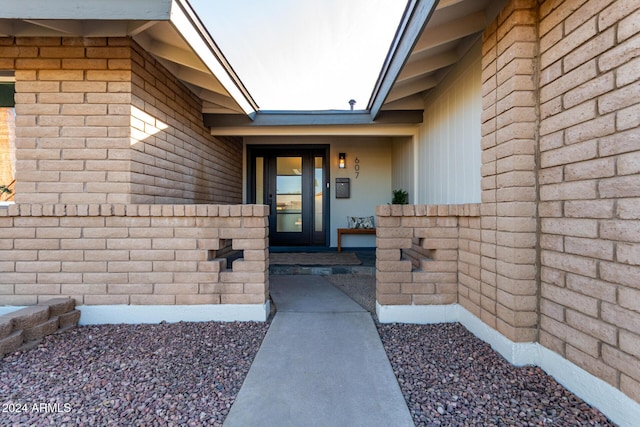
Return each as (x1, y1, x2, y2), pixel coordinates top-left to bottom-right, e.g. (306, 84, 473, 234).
(337, 228, 376, 252)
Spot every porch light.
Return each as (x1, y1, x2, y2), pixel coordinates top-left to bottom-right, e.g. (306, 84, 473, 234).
(339, 153, 346, 169)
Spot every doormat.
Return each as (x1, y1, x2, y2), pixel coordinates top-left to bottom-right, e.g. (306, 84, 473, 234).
(269, 252, 362, 266)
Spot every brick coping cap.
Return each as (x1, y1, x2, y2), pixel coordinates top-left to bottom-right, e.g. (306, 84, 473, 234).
(0, 204, 269, 218)
(376, 203, 481, 217)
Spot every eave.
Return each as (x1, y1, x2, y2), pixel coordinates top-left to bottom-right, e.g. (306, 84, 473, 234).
(0, 0, 258, 116)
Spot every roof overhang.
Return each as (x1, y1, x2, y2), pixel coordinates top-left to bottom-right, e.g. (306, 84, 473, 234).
(204, 110, 422, 137)
(0, 0, 258, 116)
(368, 0, 437, 119)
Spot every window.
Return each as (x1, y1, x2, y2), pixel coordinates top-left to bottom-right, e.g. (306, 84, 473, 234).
(0, 71, 16, 202)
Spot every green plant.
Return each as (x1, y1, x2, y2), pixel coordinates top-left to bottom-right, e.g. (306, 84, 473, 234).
(0, 185, 12, 201)
(391, 189, 408, 204)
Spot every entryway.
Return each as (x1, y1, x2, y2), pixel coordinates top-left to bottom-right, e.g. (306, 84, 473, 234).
(247, 146, 329, 246)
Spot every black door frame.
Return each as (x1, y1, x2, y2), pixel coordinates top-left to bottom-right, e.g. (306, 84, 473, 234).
(247, 145, 330, 246)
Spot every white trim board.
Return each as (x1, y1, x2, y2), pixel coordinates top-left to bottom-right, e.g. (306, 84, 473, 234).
(77, 303, 270, 325)
(0, 306, 26, 316)
(376, 302, 640, 427)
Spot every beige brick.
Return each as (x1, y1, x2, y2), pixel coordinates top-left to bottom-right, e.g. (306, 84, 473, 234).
(220, 271, 267, 283)
(619, 330, 640, 359)
(221, 294, 265, 304)
(376, 260, 412, 272)
(602, 303, 640, 334)
(564, 200, 614, 219)
(15, 283, 60, 295)
(542, 282, 598, 317)
(413, 294, 456, 305)
(176, 294, 220, 305)
(541, 315, 599, 357)
(400, 283, 435, 295)
(599, 176, 640, 198)
(377, 294, 411, 305)
(566, 345, 617, 387)
(84, 294, 129, 305)
(61, 284, 107, 295)
(617, 243, 640, 266)
(620, 375, 640, 403)
(564, 236, 614, 260)
(130, 294, 175, 305)
(600, 262, 640, 290)
(602, 344, 640, 382)
(108, 283, 152, 294)
(566, 274, 616, 303)
(600, 220, 640, 243)
(566, 309, 617, 345)
(619, 287, 640, 313)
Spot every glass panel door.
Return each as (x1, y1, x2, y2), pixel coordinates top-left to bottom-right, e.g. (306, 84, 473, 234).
(276, 157, 303, 233)
(314, 156, 323, 233)
(248, 146, 328, 246)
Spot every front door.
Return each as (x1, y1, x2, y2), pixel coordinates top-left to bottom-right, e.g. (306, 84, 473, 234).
(248, 146, 329, 246)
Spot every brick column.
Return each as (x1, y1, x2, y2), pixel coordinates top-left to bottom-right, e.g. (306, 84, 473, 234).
(481, 0, 539, 342)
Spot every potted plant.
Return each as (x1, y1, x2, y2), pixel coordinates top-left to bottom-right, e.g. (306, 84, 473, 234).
(391, 189, 408, 204)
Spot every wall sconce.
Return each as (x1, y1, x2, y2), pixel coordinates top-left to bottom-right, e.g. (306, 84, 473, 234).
(338, 153, 346, 169)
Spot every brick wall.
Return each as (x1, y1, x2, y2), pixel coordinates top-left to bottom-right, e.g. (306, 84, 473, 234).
(0, 204, 269, 306)
(480, 0, 539, 343)
(376, 204, 480, 306)
(537, 0, 640, 402)
(129, 42, 242, 204)
(6, 37, 133, 204)
(2, 37, 242, 205)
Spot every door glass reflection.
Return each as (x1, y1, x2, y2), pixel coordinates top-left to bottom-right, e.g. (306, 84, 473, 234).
(276, 157, 302, 233)
(314, 156, 323, 232)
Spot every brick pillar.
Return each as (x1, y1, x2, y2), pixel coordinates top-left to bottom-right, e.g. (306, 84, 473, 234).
(481, 0, 539, 342)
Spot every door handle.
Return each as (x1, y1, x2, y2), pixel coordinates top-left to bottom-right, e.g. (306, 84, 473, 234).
(267, 194, 274, 215)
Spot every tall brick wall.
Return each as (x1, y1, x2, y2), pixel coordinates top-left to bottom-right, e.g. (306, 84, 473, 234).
(480, 0, 539, 343)
(2, 37, 242, 205)
(537, 0, 640, 402)
(129, 42, 242, 204)
(378, 0, 639, 405)
(0, 204, 269, 307)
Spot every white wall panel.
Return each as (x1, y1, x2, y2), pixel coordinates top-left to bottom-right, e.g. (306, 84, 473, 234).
(416, 41, 482, 204)
(391, 136, 414, 203)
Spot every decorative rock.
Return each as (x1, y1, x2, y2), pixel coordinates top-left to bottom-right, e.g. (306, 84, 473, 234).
(38, 297, 75, 317)
(0, 330, 23, 356)
(58, 309, 81, 328)
(23, 316, 59, 341)
(0, 316, 13, 339)
(6, 306, 50, 330)
(0, 321, 269, 425)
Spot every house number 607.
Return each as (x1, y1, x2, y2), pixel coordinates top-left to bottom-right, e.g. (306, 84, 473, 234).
(354, 157, 360, 178)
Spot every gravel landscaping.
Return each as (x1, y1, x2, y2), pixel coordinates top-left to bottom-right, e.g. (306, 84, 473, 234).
(330, 274, 615, 426)
(0, 274, 618, 426)
(325, 273, 376, 315)
(377, 322, 615, 426)
(0, 321, 268, 426)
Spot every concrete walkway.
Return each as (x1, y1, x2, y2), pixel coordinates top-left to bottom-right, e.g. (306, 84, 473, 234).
(223, 275, 413, 427)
